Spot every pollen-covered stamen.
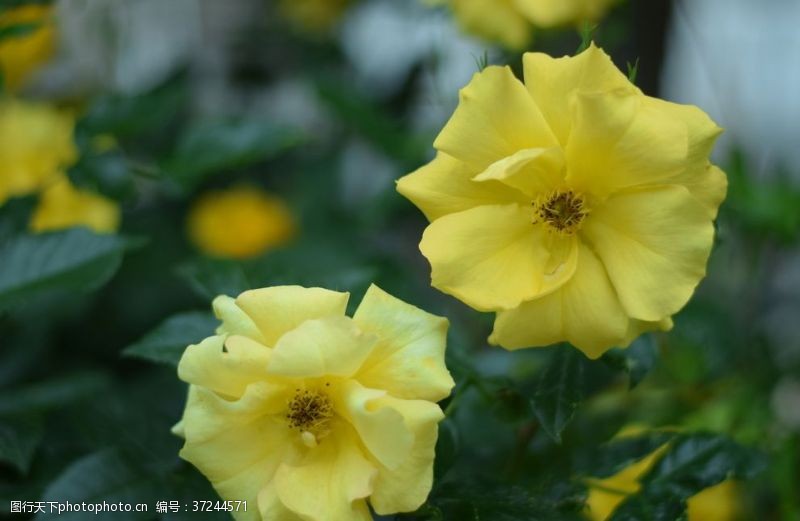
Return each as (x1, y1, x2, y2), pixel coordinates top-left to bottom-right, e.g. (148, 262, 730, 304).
(286, 388, 333, 438)
(534, 190, 587, 234)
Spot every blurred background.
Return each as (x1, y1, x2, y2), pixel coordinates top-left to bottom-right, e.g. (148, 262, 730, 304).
(1, 0, 798, 519)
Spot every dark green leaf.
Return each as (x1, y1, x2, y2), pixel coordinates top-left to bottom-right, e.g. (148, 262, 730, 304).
(35, 449, 160, 521)
(67, 150, 134, 201)
(177, 258, 251, 301)
(0, 414, 43, 474)
(0, 228, 132, 307)
(603, 335, 659, 389)
(123, 311, 218, 367)
(0, 194, 37, 244)
(608, 487, 687, 521)
(530, 347, 585, 443)
(163, 119, 303, 188)
(578, 432, 675, 478)
(0, 372, 110, 415)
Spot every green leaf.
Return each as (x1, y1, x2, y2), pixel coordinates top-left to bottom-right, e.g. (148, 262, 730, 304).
(578, 432, 675, 479)
(35, 449, 160, 521)
(608, 487, 687, 521)
(603, 335, 659, 389)
(0, 372, 110, 415)
(0, 228, 132, 307)
(530, 347, 586, 443)
(0, 414, 43, 474)
(123, 311, 218, 367)
(176, 258, 251, 301)
(0, 194, 37, 244)
(163, 119, 302, 188)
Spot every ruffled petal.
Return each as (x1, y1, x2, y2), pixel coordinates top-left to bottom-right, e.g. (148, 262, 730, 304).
(353, 284, 454, 402)
(473, 147, 565, 198)
(434, 65, 557, 172)
(274, 423, 377, 521)
(235, 286, 349, 347)
(267, 317, 377, 379)
(420, 204, 576, 311)
(522, 43, 633, 146)
(582, 185, 714, 322)
(177, 335, 272, 399)
(369, 395, 444, 515)
(212, 295, 266, 343)
(490, 242, 629, 358)
(396, 152, 526, 221)
(565, 89, 689, 200)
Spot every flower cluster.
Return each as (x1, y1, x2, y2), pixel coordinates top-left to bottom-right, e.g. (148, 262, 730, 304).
(397, 44, 726, 359)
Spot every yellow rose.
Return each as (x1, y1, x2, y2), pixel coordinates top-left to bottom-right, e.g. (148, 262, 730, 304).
(0, 4, 56, 92)
(0, 97, 76, 205)
(30, 174, 120, 234)
(187, 186, 296, 259)
(397, 44, 726, 358)
(175, 284, 454, 520)
(586, 444, 741, 521)
(278, 0, 351, 33)
(436, 0, 617, 49)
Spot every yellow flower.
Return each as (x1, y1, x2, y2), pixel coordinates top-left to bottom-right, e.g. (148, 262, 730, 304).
(434, 0, 617, 49)
(0, 5, 56, 92)
(187, 186, 296, 259)
(30, 174, 120, 234)
(175, 284, 454, 521)
(278, 0, 351, 33)
(0, 97, 76, 205)
(0, 98, 120, 233)
(585, 439, 741, 521)
(397, 44, 726, 358)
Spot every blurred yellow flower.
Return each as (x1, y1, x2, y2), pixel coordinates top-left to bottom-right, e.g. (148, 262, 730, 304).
(187, 186, 296, 259)
(432, 0, 617, 49)
(30, 174, 120, 234)
(278, 0, 351, 32)
(585, 441, 741, 521)
(0, 97, 120, 234)
(397, 44, 726, 358)
(0, 4, 55, 92)
(175, 284, 454, 520)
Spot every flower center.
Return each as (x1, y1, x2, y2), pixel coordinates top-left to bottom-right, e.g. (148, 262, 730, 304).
(534, 190, 587, 234)
(286, 388, 333, 443)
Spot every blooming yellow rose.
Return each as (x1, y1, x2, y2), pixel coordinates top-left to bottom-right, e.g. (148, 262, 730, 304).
(585, 444, 741, 521)
(0, 98, 120, 233)
(175, 284, 454, 520)
(397, 44, 726, 358)
(187, 186, 296, 259)
(30, 174, 120, 234)
(0, 4, 55, 92)
(278, 0, 351, 33)
(432, 0, 617, 49)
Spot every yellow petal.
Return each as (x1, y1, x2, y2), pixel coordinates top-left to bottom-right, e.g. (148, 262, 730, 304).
(267, 316, 377, 378)
(513, 0, 616, 28)
(178, 384, 296, 520)
(257, 485, 304, 521)
(177, 335, 272, 399)
(687, 481, 741, 521)
(369, 395, 444, 515)
(448, 0, 532, 50)
(684, 164, 727, 219)
(335, 380, 413, 470)
(235, 286, 349, 347)
(396, 152, 525, 221)
(30, 176, 120, 234)
(522, 44, 633, 146)
(473, 147, 565, 198)
(353, 284, 454, 402)
(566, 89, 689, 201)
(274, 423, 377, 521)
(582, 185, 714, 322)
(490, 242, 629, 358)
(212, 295, 266, 343)
(420, 204, 576, 311)
(0, 6, 55, 92)
(434, 65, 557, 172)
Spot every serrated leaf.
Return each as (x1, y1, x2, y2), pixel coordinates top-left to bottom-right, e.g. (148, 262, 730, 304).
(0, 414, 43, 474)
(163, 119, 302, 188)
(35, 449, 160, 521)
(0, 372, 110, 415)
(0, 228, 131, 307)
(530, 347, 585, 443)
(123, 311, 218, 367)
